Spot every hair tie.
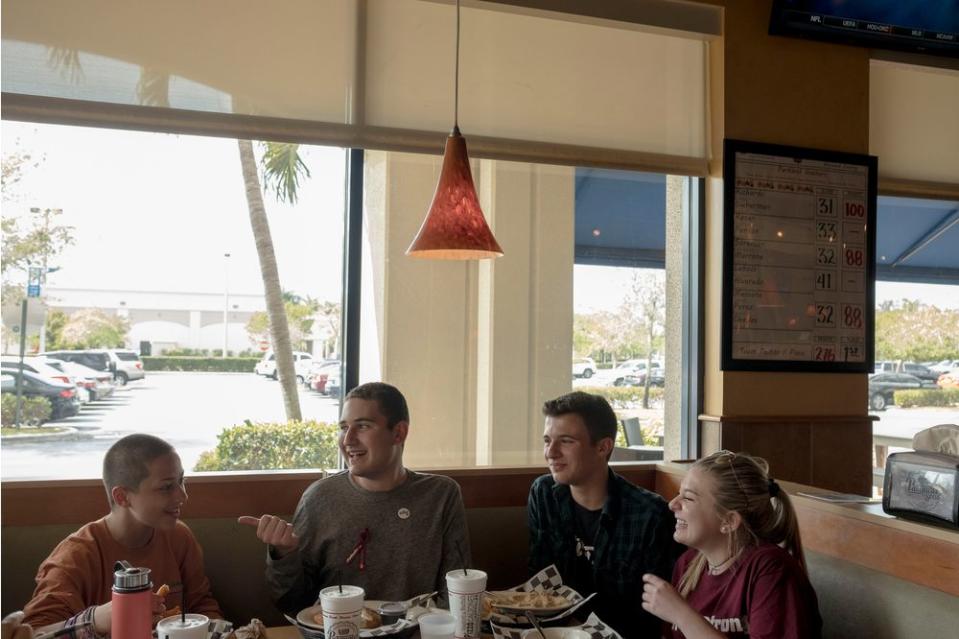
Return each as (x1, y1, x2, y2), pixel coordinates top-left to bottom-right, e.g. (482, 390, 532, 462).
(768, 478, 780, 498)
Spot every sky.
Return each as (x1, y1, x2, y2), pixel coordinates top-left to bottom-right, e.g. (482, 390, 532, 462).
(2, 121, 346, 303)
(3, 120, 957, 316)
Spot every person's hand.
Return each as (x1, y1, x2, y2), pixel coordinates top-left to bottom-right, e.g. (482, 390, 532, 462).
(151, 593, 168, 624)
(641, 573, 694, 626)
(238, 515, 299, 557)
(1, 612, 33, 639)
(93, 602, 112, 636)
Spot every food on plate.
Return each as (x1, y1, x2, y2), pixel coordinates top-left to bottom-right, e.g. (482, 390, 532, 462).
(487, 591, 569, 610)
(311, 607, 382, 629)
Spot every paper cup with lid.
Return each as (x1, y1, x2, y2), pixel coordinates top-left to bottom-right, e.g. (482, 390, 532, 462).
(445, 569, 487, 639)
(319, 585, 365, 639)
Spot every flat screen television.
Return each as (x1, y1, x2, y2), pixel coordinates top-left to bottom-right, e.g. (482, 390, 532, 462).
(769, 1, 959, 58)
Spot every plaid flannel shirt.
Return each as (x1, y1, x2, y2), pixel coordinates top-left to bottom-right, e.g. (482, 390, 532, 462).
(527, 469, 683, 637)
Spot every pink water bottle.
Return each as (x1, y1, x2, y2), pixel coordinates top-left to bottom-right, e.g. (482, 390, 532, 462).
(111, 561, 153, 639)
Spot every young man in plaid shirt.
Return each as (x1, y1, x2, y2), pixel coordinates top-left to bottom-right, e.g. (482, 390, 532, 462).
(528, 391, 682, 637)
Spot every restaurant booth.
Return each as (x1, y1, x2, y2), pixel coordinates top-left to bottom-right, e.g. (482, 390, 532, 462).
(2, 1, 958, 637)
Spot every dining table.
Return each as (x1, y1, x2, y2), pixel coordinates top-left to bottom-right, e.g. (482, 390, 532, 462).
(265, 625, 498, 639)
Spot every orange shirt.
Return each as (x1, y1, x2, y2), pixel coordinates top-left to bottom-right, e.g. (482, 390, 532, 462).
(23, 518, 222, 627)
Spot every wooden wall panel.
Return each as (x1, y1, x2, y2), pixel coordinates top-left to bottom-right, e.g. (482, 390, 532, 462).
(699, 415, 874, 494)
(797, 504, 959, 597)
(0, 465, 659, 527)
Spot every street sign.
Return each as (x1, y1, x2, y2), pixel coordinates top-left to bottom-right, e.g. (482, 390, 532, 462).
(27, 266, 42, 298)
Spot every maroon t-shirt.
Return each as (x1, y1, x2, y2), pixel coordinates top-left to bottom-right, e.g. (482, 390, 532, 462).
(666, 544, 822, 639)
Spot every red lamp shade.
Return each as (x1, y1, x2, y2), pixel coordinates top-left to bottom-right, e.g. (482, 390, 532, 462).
(406, 129, 503, 259)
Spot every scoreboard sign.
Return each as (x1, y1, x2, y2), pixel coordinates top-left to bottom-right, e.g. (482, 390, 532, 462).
(721, 139, 877, 373)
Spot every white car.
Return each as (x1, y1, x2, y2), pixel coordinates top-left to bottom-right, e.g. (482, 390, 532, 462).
(597, 360, 658, 387)
(107, 349, 146, 385)
(1, 356, 77, 388)
(572, 357, 597, 379)
(255, 350, 314, 380)
(46, 359, 115, 402)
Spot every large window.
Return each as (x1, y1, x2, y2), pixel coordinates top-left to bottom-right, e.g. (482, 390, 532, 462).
(1, 121, 347, 479)
(1, 0, 715, 479)
(870, 195, 959, 487)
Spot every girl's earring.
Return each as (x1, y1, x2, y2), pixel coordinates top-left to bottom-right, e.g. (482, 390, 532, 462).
(720, 526, 728, 534)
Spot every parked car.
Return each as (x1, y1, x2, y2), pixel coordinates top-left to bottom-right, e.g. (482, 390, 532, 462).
(572, 357, 596, 379)
(307, 360, 340, 393)
(868, 373, 938, 411)
(0, 368, 81, 421)
(600, 360, 662, 387)
(937, 369, 959, 389)
(107, 349, 146, 385)
(1, 356, 75, 387)
(44, 359, 115, 402)
(874, 360, 897, 374)
(254, 350, 314, 380)
(899, 362, 938, 382)
(42, 350, 113, 375)
(625, 364, 665, 387)
(326, 366, 341, 399)
(930, 359, 959, 374)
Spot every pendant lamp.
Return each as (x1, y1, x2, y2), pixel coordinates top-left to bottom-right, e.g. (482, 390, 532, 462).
(406, 0, 503, 260)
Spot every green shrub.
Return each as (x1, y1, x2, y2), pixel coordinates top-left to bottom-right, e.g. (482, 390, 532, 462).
(141, 356, 261, 373)
(894, 388, 959, 408)
(1, 394, 53, 427)
(193, 419, 339, 471)
(578, 385, 664, 408)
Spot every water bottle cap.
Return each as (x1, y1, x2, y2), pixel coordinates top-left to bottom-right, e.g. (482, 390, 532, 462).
(113, 560, 151, 591)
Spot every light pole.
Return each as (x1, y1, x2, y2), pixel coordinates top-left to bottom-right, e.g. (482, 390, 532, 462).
(222, 252, 231, 358)
(30, 207, 61, 352)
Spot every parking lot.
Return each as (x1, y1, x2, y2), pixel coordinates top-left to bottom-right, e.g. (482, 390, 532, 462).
(0, 372, 341, 480)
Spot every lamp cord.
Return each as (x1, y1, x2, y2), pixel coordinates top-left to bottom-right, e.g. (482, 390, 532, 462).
(454, 0, 460, 132)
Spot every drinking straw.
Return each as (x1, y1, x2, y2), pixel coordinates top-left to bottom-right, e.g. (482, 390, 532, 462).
(458, 541, 468, 576)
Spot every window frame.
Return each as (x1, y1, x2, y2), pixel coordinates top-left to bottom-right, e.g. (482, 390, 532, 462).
(1, 108, 703, 478)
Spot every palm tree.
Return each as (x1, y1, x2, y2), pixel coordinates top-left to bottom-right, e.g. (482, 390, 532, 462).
(134, 63, 309, 421)
(237, 140, 309, 421)
(46, 53, 310, 421)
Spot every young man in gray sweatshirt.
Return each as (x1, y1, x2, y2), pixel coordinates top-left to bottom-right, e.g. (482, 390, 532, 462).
(240, 382, 470, 614)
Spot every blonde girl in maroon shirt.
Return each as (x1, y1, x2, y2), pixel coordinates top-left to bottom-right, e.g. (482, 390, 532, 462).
(641, 451, 822, 639)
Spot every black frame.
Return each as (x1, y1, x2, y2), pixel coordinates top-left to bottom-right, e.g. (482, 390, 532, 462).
(721, 138, 878, 374)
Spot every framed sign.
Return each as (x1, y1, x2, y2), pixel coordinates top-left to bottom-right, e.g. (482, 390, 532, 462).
(721, 139, 877, 373)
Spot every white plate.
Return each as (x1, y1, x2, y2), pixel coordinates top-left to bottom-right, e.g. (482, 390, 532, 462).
(296, 601, 407, 633)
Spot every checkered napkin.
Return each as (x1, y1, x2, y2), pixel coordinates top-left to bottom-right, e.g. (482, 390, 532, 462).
(486, 565, 588, 626)
(208, 619, 234, 639)
(490, 613, 622, 639)
(286, 591, 436, 638)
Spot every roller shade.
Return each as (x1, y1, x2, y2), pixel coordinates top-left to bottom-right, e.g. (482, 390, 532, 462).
(2, 0, 710, 172)
(870, 60, 959, 185)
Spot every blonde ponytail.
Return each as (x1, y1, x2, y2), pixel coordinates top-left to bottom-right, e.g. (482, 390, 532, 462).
(676, 450, 808, 597)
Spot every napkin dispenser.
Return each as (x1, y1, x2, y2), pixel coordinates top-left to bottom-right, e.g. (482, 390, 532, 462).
(883, 451, 959, 529)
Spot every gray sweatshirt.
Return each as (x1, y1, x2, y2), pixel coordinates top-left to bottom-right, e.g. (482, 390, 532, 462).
(266, 470, 470, 614)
